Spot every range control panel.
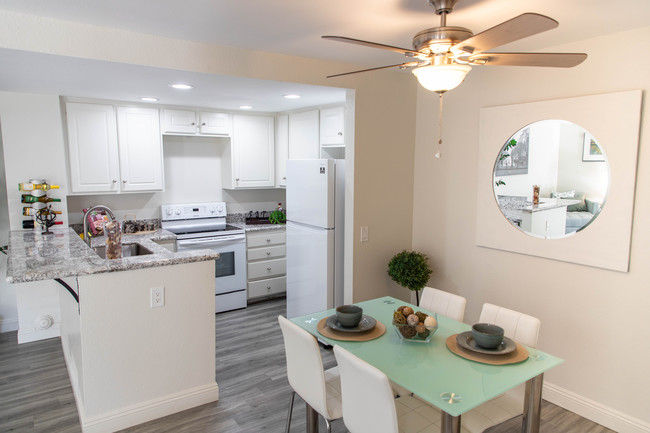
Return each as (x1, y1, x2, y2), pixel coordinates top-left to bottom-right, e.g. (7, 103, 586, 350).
(161, 202, 227, 221)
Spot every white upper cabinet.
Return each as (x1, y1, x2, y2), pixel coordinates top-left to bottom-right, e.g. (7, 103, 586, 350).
(162, 109, 231, 136)
(66, 102, 120, 193)
(288, 110, 319, 159)
(65, 102, 163, 194)
(116, 107, 163, 192)
(223, 115, 275, 189)
(276, 115, 289, 187)
(319, 106, 345, 146)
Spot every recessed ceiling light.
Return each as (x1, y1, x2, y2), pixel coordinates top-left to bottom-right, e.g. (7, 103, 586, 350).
(140, 97, 159, 102)
(239, 105, 253, 110)
(170, 83, 193, 90)
(284, 94, 301, 99)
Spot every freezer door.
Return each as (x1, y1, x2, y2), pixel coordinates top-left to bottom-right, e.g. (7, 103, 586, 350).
(286, 221, 334, 318)
(286, 159, 335, 229)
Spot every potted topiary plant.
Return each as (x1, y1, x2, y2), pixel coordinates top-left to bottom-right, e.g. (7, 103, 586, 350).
(387, 250, 433, 305)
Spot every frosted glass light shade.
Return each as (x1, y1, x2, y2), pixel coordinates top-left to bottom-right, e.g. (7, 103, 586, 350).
(412, 64, 472, 92)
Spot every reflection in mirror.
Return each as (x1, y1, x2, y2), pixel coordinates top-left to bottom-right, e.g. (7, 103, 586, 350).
(493, 120, 609, 239)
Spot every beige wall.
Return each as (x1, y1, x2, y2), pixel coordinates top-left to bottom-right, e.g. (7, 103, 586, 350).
(413, 26, 650, 430)
(0, 10, 417, 312)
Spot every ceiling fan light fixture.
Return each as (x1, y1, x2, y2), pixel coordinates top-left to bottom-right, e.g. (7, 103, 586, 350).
(412, 63, 472, 92)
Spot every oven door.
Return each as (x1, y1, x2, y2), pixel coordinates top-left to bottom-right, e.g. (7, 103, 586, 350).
(177, 234, 247, 294)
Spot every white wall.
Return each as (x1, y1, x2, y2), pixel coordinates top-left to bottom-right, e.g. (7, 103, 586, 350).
(413, 26, 650, 432)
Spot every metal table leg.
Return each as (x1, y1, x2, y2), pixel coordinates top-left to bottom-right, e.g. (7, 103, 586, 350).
(522, 373, 544, 433)
(441, 412, 461, 433)
(306, 403, 319, 433)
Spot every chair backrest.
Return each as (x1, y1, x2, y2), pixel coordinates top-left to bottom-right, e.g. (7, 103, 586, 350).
(479, 303, 540, 348)
(277, 315, 332, 419)
(419, 286, 467, 322)
(333, 345, 399, 433)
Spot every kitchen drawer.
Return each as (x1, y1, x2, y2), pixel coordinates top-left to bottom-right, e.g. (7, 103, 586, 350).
(247, 245, 285, 261)
(247, 231, 286, 248)
(247, 258, 286, 279)
(248, 276, 286, 299)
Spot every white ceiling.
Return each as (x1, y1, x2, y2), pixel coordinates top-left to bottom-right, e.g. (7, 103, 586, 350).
(1, 0, 648, 110)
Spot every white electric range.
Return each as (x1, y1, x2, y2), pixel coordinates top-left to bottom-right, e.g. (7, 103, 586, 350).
(161, 202, 246, 313)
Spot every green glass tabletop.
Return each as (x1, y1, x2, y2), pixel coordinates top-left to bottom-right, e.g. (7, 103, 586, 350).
(291, 296, 563, 417)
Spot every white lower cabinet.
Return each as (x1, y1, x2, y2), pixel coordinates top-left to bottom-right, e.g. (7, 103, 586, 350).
(246, 228, 286, 300)
(65, 102, 163, 193)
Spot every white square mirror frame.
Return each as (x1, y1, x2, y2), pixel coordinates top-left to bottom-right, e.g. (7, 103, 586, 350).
(475, 90, 642, 272)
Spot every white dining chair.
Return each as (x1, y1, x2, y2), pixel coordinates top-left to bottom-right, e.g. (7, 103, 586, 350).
(458, 303, 542, 433)
(277, 315, 342, 433)
(419, 286, 467, 322)
(334, 345, 472, 433)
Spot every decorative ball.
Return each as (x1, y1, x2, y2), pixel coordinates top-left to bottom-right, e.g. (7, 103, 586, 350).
(393, 310, 407, 324)
(424, 315, 438, 328)
(399, 325, 417, 339)
(415, 323, 430, 339)
(406, 314, 419, 326)
(397, 306, 408, 314)
(402, 306, 414, 316)
(415, 311, 428, 323)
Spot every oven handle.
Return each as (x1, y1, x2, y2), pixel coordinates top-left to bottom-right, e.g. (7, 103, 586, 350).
(178, 235, 245, 247)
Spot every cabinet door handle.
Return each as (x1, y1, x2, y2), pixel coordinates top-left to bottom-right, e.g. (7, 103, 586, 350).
(122, 180, 127, 183)
(267, 286, 271, 290)
(235, 178, 240, 182)
(282, 177, 286, 180)
(191, 122, 196, 126)
(112, 180, 117, 183)
(266, 251, 271, 255)
(338, 132, 343, 136)
(266, 267, 272, 271)
(266, 239, 271, 243)
(202, 122, 206, 126)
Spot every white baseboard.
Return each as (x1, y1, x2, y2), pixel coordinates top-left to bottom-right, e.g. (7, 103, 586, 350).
(17, 322, 61, 343)
(0, 317, 18, 333)
(79, 383, 220, 433)
(544, 381, 650, 433)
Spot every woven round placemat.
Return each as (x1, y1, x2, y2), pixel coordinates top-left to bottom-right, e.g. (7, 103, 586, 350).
(317, 317, 386, 341)
(446, 334, 529, 365)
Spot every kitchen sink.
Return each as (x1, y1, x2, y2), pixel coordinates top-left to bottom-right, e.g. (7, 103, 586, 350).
(92, 243, 153, 259)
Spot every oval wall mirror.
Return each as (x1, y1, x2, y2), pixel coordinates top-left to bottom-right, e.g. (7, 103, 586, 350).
(492, 119, 609, 239)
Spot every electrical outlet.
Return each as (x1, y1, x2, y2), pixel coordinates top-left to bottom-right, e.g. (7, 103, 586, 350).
(151, 287, 164, 308)
(360, 226, 369, 242)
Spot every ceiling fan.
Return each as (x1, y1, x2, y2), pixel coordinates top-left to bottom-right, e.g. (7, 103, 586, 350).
(322, 0, 587, 93)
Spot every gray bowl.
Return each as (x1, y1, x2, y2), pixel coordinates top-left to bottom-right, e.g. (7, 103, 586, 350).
(471, 323, 505, 349)
(336, 305, 363, 328)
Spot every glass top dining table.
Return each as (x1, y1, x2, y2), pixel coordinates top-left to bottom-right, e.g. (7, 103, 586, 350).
(291, 296, 563, 433)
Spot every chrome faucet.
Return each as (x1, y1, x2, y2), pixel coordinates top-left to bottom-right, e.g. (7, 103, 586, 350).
(82, 205, 117, 247)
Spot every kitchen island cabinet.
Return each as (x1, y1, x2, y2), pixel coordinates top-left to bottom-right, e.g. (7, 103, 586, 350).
(6, 228, 219, 433)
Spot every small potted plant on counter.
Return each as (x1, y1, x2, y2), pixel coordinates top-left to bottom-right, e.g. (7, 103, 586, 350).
(269, 203, 286, 224)
(387, 250, 433, 305)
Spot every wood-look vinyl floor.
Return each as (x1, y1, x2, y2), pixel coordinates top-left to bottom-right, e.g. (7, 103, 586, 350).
(0, 297, 614, 432)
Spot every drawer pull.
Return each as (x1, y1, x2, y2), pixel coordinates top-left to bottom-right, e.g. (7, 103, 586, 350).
(267, 267, 272, 271)
(266, 252, 271, 255)
(266, 239, 271, 243)
(267, 286, 271, 290)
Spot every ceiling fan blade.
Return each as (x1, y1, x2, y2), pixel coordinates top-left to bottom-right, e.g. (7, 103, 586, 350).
(452, 13, 558, 55)
(322, 36, 421, 57)
(326, 62, 419, 78)
(469, 52, 587, 67)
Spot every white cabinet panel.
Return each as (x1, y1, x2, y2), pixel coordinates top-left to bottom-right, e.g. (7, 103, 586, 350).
(162, 109, 197, 134)
(248, 276, 286, 299)
(247, 258, 286, 280)
(226, 115, 275, 188)
(247, 245, 286, 261)
(66, 103, 119, 193)
(246, 228, 286, 300)
(276, 115, 289, 187)
(289, 110, 319, 159)
(199, 112, 230, 135)
(116, 107, 163, 192)
(246, 231, 286, 248)
(320, 106, 345, 146)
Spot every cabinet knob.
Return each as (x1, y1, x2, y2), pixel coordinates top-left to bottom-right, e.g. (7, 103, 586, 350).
(202, 122, 206, 126)
(122, 180, 127, 183)
(235, 178, 240, 182)
(267, 286, 271, 290)
(112, 180, 117, 183)
(282, 177, 286, 180)
(266, 251, 271, 255)
(191, 122, 196, 126)
(338, 132, 343, 136)
(266, 239, 271, 243)
(266, 267, 272, 271)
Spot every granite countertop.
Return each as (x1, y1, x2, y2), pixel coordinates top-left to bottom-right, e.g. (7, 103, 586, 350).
(498, 197, 581, 213)
(5, 227, 219, 284)
(234, 223, 287, 232)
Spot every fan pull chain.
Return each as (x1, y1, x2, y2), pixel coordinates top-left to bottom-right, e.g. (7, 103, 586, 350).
(435, 91, 444, 159)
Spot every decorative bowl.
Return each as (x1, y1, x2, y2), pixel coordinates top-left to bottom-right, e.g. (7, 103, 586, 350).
(392, 313, 438, 343)
(336, 305, 363, 328)
(471, 323, 505, 349)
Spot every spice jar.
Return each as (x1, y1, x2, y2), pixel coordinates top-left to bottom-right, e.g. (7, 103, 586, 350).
(533, 185, 540, 205)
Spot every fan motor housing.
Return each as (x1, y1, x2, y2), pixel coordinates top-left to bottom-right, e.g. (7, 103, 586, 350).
(412, 26, 472, 54)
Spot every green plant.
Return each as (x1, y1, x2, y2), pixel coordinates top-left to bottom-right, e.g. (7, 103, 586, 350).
(387, 250, 433, 304)
(495, 139, 518, 187)
(269, 209, 286, 224)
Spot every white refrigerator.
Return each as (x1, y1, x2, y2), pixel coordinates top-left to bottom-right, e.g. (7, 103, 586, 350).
(286, 159, 345, 318)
